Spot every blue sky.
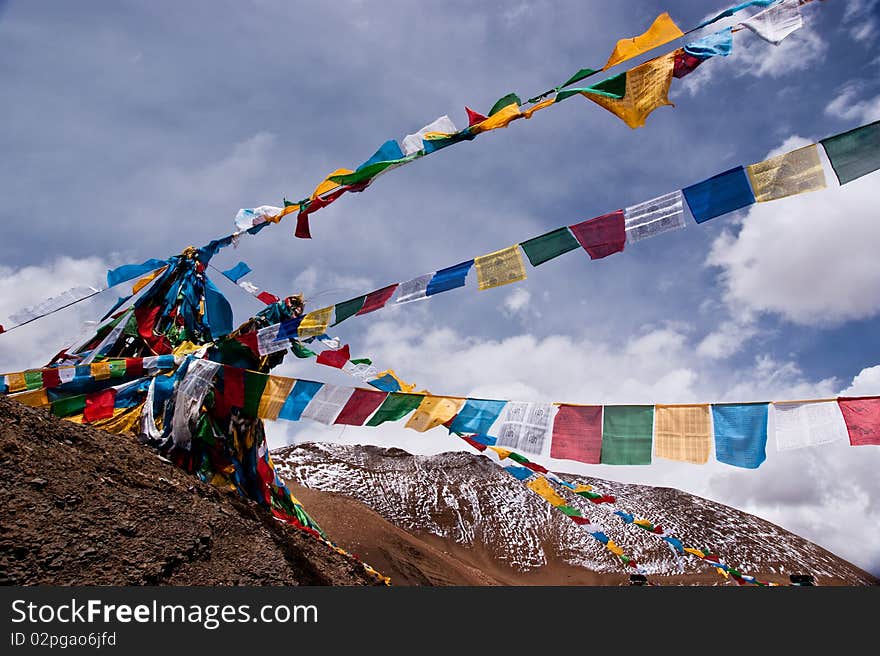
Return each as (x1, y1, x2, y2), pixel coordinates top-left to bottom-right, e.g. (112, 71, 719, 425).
(2, 1, 879, 575)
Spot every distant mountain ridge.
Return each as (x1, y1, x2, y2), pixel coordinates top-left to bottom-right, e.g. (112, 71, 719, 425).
(274, 442, 876, 585)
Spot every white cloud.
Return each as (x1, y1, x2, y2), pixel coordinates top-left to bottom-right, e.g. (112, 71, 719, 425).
(706, 136, 880, 326)
(839, 364, 880, 396)
(824, 83, 880, 123)
(734, 25, 827, 79)
(843, 0, 879, 45)
(697, 319, 759, 359)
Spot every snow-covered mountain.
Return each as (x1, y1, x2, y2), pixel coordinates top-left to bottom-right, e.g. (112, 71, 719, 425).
(274, 442, 875, 585)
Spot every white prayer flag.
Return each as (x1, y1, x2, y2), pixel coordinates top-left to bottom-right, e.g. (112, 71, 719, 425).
(301, 384, 355, 425)
(234, 205, 282, 231)
(394, 273, 433, 304)
(740, 0, 802, 45)
(402, 116, 458, 156)
(495, 402, 555, 455)
(773, 401, 848, 451)
(624, 190, 686, 243)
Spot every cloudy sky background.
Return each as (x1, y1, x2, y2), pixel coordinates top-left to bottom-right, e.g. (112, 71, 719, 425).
(2, 0, 879, 575)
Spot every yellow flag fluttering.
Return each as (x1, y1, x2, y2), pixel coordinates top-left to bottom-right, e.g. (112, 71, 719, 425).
(311, 168, 353, 200)
(587, 51, 676, 129)
(474, 245, 527, 291)
(405, 396, 465, 433)
(132, 266, 167, 294)
(470, 103, 523, 134)
(526, 476, 567, 507)
(654, 404, 712, 465)
(603, 12, 684, 70)
(297, 306, 334, 339)
(257, 375, 296, 420)
(746, 144, 827, 202)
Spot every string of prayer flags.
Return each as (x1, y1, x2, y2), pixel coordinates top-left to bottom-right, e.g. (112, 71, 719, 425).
(773, 400, 849, 451)
(526, 476, 568, 507)
(600, 405, 654, 465)
(474, 245, 527, 290)
(624, 190, 686, 243)
(405, 396, 465, 433)
(256, 375, 296, 421)
(587, 52, 677, 129)
(820, 120, 880, 185)
(9, 286, 101, 325)
(278, 380, 323, 421)
(746, 144, 826, 202)
(740, 0, 803, 45)
(520, 227, 580, 266)
(549, 404, 603, 464)
(683, 165, 756, 223)
(653, 404, 712, 464)
(301, 384, 355, 425)
(569, 210, 626, 260)
(712, 403, 769, 469)
(837, 397, 880, 447)
(603, 12, 684, 70)
(329, 140, 409, 187)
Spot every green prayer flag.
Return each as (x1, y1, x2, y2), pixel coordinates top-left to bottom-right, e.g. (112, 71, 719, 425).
(52, 394, 86, 418)
(489, 92, 521, 116)
(820, 120, 880, 185)
(365, 393, 424, 426)
(283, 198, 297, 207)
(109, 360, 127, 378)
(350, 358, 372, 366)
(24, 370, 43, 390)
(520, 227, 580, 266)
(243, 371, 268, 418)
(290, 341, 316, 359)
(507, 452, 530, 464)
(329, 159, 408, 186)
(332, 296, 366, 326)
(556, 72, 626, 102)
(559, 67, 599, 89)
(600, 405, 654, 465)
(558, 505, 582, 517)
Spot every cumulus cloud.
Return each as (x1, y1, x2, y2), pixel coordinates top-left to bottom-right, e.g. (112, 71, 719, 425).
(843, 0, 879, 45)
(839, 364, 880, 396)
(824, 83, 880, 123)
(706, 136, 880, 326)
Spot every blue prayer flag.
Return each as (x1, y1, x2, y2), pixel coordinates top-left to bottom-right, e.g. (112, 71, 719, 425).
(449, 399, 507, 435)
(712, 403, 768, 469)
(358, 139, 405, 170)
(275, 316, 303, 341)
(683, 166, 755, 223)
(663, 536, 685, 553)
(369, 374, 401, 393)
(279, 380, 323, 421)
(221, 261, 252, 283)
(696, 0, 775, 29)
(684, 27, 733, 59)
(106, 259, 167, 288)
(469, 433, 498, 446)
(0, 376, 6, 394)
(155, 355, 176, 370)
(204, 277, 233, 338)
(426, 260, 474, 296)
(614, 511, 635, 523)
(505, 465, 534, 481)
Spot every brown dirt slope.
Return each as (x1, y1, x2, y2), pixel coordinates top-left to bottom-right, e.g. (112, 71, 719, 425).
(0, 396, 378, 585)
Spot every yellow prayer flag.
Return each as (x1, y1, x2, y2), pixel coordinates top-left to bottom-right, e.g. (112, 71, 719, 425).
(273, 204, 300, 222)
(573, 483, 593, 494)
(603, 12, 684, 70)
(132, 266, 167, 294)
(717, 567, 729, 579)
(405, 396, 464, 433)
(474, 245, 527, 291)
(6, 372, 27, 394)
(523, 98, 554, 120)
(588, 52, 676, 129)
(746, 144, 826, 203)
(684, 547, 705, 558)
(606, 540, 625, 556)
(70, 404, 143, 434)
(257, 375, 296, 420)
(90, 362, 112, 381)
(297, 307, 334, 339)
(489, 446, 512, 460)
(172, 341, 203, 357)
(12, 388, 49, 408)
(470, 103, 523, 134)
(311, 169, 353, 200)
(374, 369, 418, 393)
(633, 518, 652, 529)
(526, 476, 567, 507)
(654, 404, 712, 464)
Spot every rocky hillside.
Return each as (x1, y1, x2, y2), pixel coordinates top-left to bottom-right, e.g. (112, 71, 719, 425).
(274, 442, 877, 586)
(0, 396, 379, 585)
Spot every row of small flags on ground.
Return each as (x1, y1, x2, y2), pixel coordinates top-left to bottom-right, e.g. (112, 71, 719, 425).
(4, 358, 877, 469)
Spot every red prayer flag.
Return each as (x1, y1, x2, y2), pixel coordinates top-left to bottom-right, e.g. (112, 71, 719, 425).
(356, 284, 399, 316)
(41, 368, 62, 389)
(673, 50, 704, 79)
(256, 291, 280, 305)
(125, 357, 144, 379)
(838, 397, 880, 446)
(550, 404, 603, 464)
(570, 515, 592, 525)
(335, 388, 388, 425)
(235, 332, 259, 356)
(466, 106, 488, 126)
(523, 461, 548, 474)
(214, 365, 245, 417)
(0, 324, 5, 333)
(569, 210, 626, 260)
(83, 388, 116, 423)
(316, 343, 351, 369)
(461, 436, 488, 452)
(295, 213, 312, 239)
